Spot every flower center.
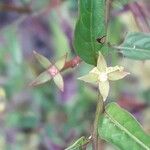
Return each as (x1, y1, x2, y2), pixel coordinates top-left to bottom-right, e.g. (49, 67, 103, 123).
(99, 72, 108, 82)
(48, 65, 59, 77)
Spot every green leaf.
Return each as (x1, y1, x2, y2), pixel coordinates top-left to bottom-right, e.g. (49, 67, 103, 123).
(98, 103, 150, 150)
(65, 137, 90, 150)
(116, 32, 150, 60)
(74, 0, 106, 65)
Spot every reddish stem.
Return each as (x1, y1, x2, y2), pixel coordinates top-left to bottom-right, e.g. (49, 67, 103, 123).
(62, 56, 82, 71)
(0, 4, 31, 14)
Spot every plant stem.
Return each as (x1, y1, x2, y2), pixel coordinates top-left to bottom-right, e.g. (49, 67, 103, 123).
(92, 95, 104, 150)
(62, 56, 82, 71)
(92, 2, 111, 148)
(0, 4, 31, 14)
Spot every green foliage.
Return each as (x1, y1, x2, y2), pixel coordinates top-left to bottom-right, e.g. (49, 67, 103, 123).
(98, 103, 150, 150)
(0, 0, 149, 149)
(19, 115, 39, 129)
(74, 0, 106, 65)
(65, 137, 90, 150)
(3, 27, 22, 65)
(117, 32, 150, 60)
(6, 112, 39, 129)
(49, 13, 70, 56)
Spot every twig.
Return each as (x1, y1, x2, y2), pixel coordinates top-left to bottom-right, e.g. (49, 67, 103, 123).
(0, 4, 31, 14)
(92, 95, 104, 150)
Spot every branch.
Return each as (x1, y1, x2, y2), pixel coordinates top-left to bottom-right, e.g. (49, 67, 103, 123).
(0, 4, 31, 14)
(92, 95, 104, 150)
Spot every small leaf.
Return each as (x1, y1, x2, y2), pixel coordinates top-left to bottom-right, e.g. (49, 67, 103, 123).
(117, 32, 150, 60)
(98, 103, 150, 150)
(33, 51, 52, 69)
(65, 136, 89, 150)
(30, 71, 51, 86)
(74, 0, 106, 65)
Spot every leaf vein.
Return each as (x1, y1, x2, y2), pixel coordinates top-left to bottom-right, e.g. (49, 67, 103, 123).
(105, 112, 150, 150)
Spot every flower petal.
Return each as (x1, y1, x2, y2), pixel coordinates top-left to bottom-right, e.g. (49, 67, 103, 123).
(55, 53, 67, 70)
(107, 66, 124, 74)
(90, 67, 100, 74)
(99, 81, 109, 101)
(33, 51, 52, 69)
(29, 71, 52, 86)
(108, 71, 130, 81)
(97, 51, 107, 72)
(78, 73, 98, 84)
(53, 73, 64, 91)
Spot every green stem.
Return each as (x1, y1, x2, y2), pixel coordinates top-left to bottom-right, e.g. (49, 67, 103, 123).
(92, 95, 104, 150)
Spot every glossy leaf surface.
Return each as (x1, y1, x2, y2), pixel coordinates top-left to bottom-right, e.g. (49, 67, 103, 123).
(74, 0, 106, 65)
(117, 32, 150, 60)
(98, 103, 150, 150)
(65, 136, 89, 150)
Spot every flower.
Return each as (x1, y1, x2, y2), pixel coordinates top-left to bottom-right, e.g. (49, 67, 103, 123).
(30, 51, 67, 91)
(78, 52, 130, 101)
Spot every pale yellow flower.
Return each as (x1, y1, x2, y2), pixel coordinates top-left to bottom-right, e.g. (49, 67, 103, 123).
(78, 52, 130, 101)
(30, 51, 67, 91)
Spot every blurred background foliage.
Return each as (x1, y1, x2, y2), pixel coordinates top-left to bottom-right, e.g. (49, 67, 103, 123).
(0, 0, 149, 150)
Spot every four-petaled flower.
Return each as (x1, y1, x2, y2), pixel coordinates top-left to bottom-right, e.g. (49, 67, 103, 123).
(30, 51, 67, 91)
(78, 52, 130, 101)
